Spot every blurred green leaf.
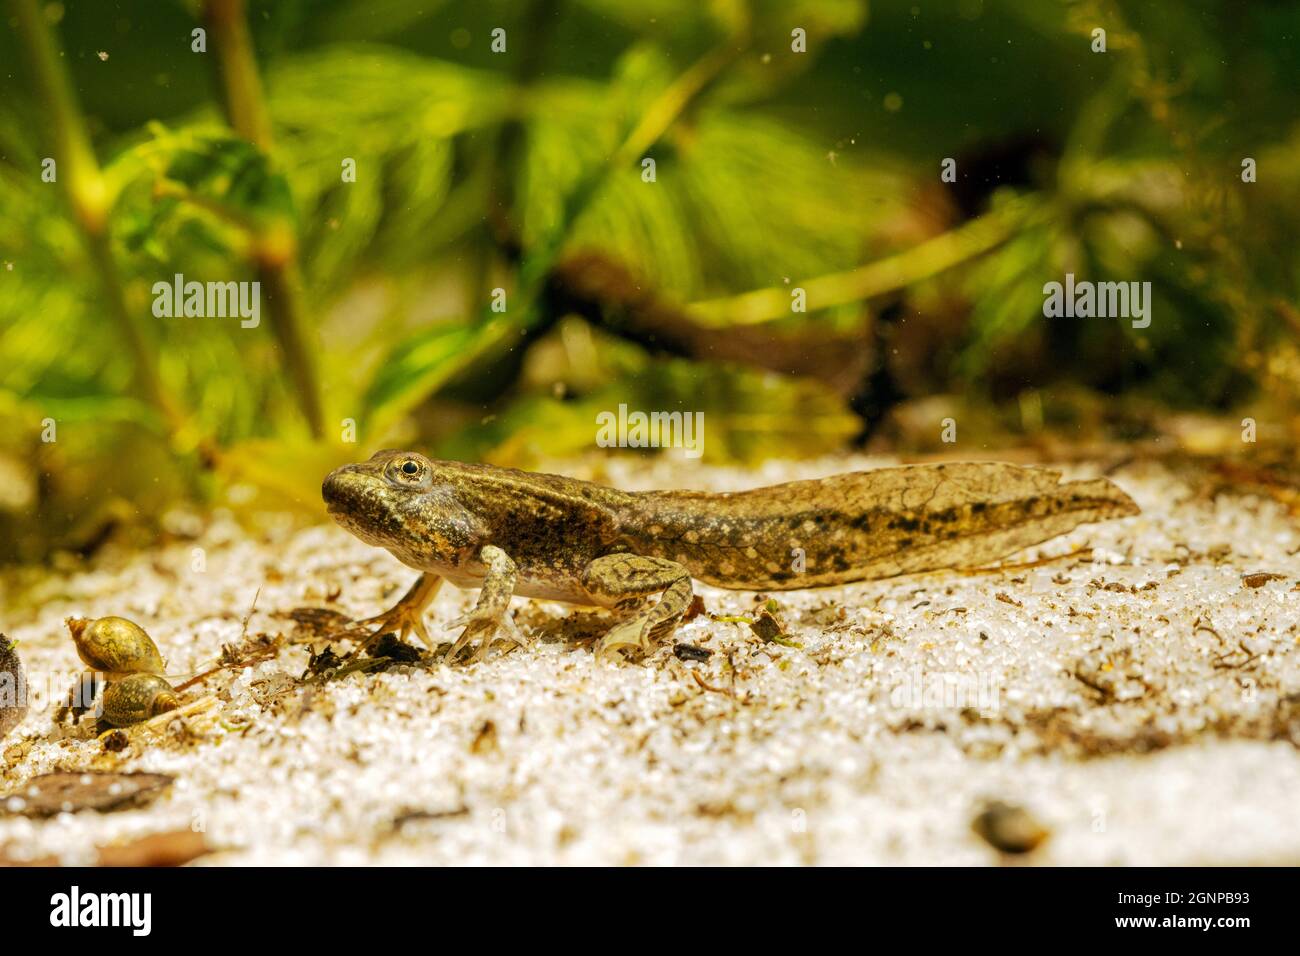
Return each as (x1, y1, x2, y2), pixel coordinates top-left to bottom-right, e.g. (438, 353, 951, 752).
(442, 357, 859, 465)
(360, 315, 524, 439)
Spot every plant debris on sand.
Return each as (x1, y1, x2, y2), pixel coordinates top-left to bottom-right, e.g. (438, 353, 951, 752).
(1, 456, 1298, 865)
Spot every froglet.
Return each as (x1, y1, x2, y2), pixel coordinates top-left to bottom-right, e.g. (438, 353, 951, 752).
(322, 451, 1138, 662)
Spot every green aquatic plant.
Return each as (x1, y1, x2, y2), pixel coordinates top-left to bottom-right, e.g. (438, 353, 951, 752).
(0, 0, 1297, 562)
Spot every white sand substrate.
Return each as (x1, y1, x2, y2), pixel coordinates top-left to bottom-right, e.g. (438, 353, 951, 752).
(1, 456, 1298, 865)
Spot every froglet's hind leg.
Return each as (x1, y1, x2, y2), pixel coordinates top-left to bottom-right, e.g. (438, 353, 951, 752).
(446, 545, 527, 664)
(582, 554, 694, 661)
(348, 572, 443, 658)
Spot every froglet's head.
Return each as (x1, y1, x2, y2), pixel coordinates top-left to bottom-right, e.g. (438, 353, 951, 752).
(323, 450, 475, 568)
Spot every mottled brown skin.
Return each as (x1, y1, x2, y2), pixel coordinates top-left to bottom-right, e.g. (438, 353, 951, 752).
(323, 451, 1139, 661)
(0, 634, 28, 741)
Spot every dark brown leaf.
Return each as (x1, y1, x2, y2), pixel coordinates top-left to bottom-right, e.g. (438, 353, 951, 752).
(2, 771, 174, 817)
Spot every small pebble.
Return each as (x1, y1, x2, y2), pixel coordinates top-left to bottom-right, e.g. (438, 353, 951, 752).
(972, 801, 1051, 854)
(673, 643, 713, 662)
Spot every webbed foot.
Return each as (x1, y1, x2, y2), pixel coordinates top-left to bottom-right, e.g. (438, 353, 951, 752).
(445, 606, 528, 664)
(345, 573, 443, 659)
(594, 617, 655, 661)
(442, 545, 522, 665)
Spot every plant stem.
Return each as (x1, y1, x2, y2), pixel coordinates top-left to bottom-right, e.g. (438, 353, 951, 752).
(203, 0, 273, 150)
(613, 40, 742, 171)
(202, 0, 325, 439)
(689, 198, 1035, 326)
(9, 0, 213, 461)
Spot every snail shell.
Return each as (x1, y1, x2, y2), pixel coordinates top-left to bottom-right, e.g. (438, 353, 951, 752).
(100, 673, 180, 727)
(66, 616, 165, 678)
(0, 634, 28, 740)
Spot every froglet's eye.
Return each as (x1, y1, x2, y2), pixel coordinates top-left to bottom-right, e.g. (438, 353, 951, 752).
(384, 454, 432, 488)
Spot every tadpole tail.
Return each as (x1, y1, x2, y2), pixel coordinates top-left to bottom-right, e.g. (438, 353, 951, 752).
(629, 462, 1140, 590)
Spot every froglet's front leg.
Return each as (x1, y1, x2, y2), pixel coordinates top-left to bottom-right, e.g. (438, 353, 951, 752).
(446, 545, 528, 663)
(349, 572, 444, 658)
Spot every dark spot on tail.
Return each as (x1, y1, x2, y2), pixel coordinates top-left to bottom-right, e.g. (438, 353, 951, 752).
(893, 514, 921, 532)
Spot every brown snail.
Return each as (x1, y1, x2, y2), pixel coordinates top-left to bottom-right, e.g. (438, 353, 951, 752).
(67, 616, 165, 677)
(57, 616, 180, 727)
(99, 673, 180, 727)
